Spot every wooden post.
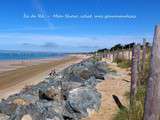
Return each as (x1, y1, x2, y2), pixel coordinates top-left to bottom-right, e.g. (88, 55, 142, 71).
(116, 49, 119, 62)
(108, 51, 110, 60)
(122, 48, 125, 60)
(144, 25, 160, 120)
(105, 52, 107, 59)
(112, 95, 127, 110)
(142, 38, 146, 71)
(137, 44, 141, 72)
(128, 45, 131, 60)
(113, 49, 115, 62)
(130, 45, 138, 105)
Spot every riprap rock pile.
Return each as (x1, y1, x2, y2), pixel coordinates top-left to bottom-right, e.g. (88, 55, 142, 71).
(0, 58, 107, 120)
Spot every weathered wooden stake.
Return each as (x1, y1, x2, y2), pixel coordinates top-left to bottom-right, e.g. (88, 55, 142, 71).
(106, 53, 107, 58)
(112, 95, 127, 110)
(130, 45, 138, 105)
(109, 51, 111, 60)
(142, 38, 146, 71)
(144, 25, 160, 120)
(128, 45, 131, 60)
(113, 49, 115, 62)
(137, 44, 141, 72)
(116, 50, 119, 62)
(122, 47, 125, 60)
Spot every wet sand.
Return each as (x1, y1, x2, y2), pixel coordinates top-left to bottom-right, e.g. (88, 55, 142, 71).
(0, 54, 89, 99)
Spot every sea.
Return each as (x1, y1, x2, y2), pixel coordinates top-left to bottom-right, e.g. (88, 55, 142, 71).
(0, 50, 66, 61)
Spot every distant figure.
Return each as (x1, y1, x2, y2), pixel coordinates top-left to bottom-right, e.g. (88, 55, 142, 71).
(51, 69, 56, 76)
(49, 68, 56, 77)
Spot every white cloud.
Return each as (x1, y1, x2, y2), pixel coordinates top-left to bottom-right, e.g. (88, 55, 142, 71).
(0, 32, 153, 52)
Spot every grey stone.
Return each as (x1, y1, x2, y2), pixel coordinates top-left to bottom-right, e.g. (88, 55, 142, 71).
(0, 59, 106, 120)
(67, 87, 101, 118)
(0, 113, 9, 120)
(83, 77, 98, 88)
(0, 100, 17, 115)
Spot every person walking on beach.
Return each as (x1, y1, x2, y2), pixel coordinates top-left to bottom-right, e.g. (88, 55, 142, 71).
(49, 68, 56, 77)
(52, 69, 56, 76)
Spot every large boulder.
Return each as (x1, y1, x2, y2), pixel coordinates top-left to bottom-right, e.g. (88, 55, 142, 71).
(61, 81, 83, 100)
(83, 77, 98, 88)
(61, 60, 107, 83)
(10, 103, 64, 120)
(4, 94, 39, 108)
(67, 87, 101, 118)
(39, 86, 62, 101)
(0, 100, 17, 115)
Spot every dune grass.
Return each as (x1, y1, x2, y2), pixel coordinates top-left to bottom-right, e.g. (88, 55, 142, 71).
(113, 51, 150, 120)
(113, 58, 131, 68)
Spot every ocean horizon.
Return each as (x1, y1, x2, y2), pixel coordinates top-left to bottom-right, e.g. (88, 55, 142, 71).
(0, 50, 67, 61)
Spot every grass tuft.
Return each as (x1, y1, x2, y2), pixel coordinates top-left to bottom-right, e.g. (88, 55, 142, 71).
(113, 53, 150, 120)
(113, 58, 131, 68)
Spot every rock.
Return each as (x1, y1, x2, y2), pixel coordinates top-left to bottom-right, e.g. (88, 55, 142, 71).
(62, 82, 82, 91)
(61, 60, 107, 83)
(0, 100, 17, 115)
(6, 94, 39, 105)
(62, 72, 82, 83)
(61, 81, 83, 100)
(13, 98, 31, 106)
(67, 87, 101, 118)
(35, 100, 66, 119)
(21, 81, 51, 96)
(0, 59, 106, 120)
(0, 113, 9, 120)
(39, 90, 54, 101)
(39, 86, 62, 101)
(10, 103, 64, 120)
(94, 74, 105, 80)
(95, 62, 107, 74)
(83, 77, 97, 88)
(79, 70, 93, 80)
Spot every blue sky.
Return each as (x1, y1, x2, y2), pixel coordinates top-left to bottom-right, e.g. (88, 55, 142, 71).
(0, 0, 159, 52)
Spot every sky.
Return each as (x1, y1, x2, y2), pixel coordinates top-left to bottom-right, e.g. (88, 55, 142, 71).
(0, 0, 159, 52)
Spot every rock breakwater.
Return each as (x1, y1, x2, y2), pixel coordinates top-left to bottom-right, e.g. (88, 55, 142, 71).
(0, 58, 107, 120)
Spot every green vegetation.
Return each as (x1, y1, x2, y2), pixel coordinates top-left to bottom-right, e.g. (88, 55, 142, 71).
(93, 43, 151, 120)
(113, 108, 129, 120)
(113, 58, 131, 68)
(113, 50, 150, 120)
(93, 42, 151, 120)
(96, 43, 136, 53)
(92, 55, 101, 63)
(96, 42, 150, 53)
(113, 86, 146, 120)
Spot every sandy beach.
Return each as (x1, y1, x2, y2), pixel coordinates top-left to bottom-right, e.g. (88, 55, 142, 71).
(0, 54, 89, 99)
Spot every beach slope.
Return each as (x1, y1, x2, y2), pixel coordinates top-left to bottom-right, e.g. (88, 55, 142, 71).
(0, 55, 88, 99)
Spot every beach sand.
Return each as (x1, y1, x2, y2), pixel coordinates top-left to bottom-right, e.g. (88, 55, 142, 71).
(0, 54, 89, 99)
(82, 60, 130, 120)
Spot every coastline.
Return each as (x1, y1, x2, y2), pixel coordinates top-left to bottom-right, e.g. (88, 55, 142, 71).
(0, 54, 89, 99)
(0, 55, 67, 73)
